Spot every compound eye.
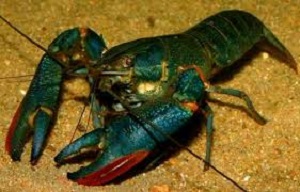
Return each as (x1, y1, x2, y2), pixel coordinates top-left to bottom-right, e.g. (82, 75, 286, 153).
(123, 56, 132, 68)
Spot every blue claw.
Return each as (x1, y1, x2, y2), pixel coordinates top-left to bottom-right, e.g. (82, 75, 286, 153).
(6, 27, 107, 163)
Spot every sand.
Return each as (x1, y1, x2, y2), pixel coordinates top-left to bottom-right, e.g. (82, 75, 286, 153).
(0, 0, 300, 191)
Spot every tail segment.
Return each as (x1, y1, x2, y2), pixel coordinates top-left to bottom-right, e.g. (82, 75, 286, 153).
(263, 27, 298, 73)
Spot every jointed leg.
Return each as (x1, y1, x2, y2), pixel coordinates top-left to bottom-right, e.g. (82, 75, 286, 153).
(206, 85, 267, 125)
(200, 102, 214, 171)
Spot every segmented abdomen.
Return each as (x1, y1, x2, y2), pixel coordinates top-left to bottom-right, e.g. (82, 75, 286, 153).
(159, 10, 277, 79)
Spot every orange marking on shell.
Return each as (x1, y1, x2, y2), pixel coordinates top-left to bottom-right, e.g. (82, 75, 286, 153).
(79, 28, 88, 38)
(182, 102, 199, 112)
(177, 65, 209, 87)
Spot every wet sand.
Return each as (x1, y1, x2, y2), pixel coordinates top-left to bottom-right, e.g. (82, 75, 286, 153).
(0, 1, 299, 191)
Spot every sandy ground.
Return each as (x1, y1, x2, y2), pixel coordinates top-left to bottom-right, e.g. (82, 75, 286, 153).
(0, 1, 300, 191)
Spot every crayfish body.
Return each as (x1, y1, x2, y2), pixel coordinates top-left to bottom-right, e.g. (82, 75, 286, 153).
(55, 10, 297, 185)
(4, 10, 297, 186)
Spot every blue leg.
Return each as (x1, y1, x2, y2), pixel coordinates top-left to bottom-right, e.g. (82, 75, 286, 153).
(206, 85, 267, 125)
(200, 102, 214, 171)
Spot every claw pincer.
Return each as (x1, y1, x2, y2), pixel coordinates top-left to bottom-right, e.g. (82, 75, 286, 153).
(55, 99, 198, 186)
(5, 50, 63, 163)
(5, 28, 106, 163)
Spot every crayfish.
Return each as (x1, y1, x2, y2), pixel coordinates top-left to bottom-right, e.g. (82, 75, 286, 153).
(1, 10, 297, 188)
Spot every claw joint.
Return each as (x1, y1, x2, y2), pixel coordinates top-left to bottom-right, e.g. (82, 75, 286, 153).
(28, 106, 53, 128)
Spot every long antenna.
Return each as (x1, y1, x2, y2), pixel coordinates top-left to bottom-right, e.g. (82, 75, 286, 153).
(0, 15, 47, 52)
(0, 74, 33, 80)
